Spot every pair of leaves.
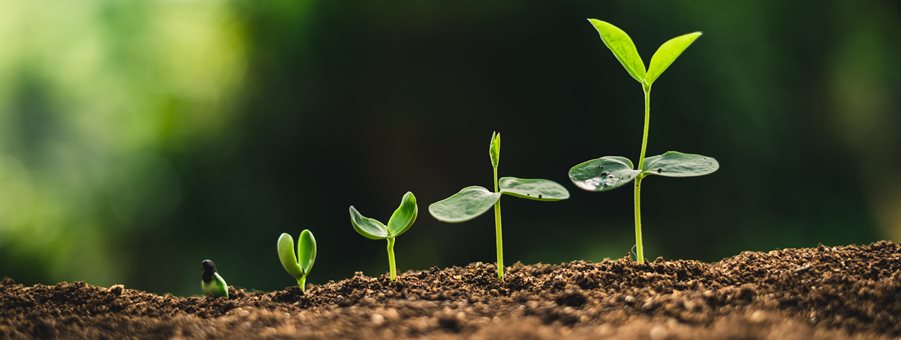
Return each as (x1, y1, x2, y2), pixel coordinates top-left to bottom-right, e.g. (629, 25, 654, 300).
(569, 151, 719, 192)
(277, 229, 317, 280)
(588, 19, 701, 87)
(428, 177, 570, 223)
(350, 191, 418, 240)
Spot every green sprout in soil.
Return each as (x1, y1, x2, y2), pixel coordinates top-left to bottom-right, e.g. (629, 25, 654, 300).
(568, 20, 719, 264)
(200, 259, 229, 298)
(429, 132, 570, 281)
(277, 229, 317, 291)
(349, 191, 418, 281)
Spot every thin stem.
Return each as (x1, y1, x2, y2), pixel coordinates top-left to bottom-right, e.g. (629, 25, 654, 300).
(633, 86, 651, 264)
(637, 86, 652, 169)
(633, 178, 644, 263)
(493, 165, 504, 281)
(297, 275, 307, 292)
(386, 237, 397, 281)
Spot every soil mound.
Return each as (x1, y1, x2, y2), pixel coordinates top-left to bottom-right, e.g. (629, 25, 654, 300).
(1, 241, 898, 339)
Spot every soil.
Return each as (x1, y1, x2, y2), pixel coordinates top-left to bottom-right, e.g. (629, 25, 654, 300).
(1, 241, 898, 339)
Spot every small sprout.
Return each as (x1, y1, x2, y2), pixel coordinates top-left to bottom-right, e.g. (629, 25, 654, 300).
(429, 132, 570, 281)
(569, 20, 719, 263)
(277, 229, 317, 291)
(200, 259, 229, 298)
(349, 192, 418, 281)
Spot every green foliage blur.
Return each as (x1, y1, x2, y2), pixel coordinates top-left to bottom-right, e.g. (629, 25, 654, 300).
(1, 1, 899, 295)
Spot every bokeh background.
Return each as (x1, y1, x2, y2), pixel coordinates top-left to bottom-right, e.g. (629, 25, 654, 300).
(2, 1, 899, 295)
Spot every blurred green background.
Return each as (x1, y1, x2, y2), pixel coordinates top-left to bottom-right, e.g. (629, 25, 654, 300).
(1, 1, 899, 295)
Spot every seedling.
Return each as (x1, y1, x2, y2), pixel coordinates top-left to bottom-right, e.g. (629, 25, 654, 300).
(277, 229, 317, 291)
(349, 192, 418, 281)
(429, 132, 570, 281)
(200, 259, 229, 298)
(568, 20, 719, 263)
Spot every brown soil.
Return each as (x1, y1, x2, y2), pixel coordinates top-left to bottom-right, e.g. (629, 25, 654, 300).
(1, 241, 898, 339)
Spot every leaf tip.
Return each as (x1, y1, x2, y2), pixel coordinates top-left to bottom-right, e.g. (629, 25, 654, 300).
(685, 31, 703, 42)
(277, 233, 293, 247)
(586, 18, 606, 27)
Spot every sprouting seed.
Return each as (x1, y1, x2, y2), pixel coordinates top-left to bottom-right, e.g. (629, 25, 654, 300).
(568, 19, 719, 264)
(201, 259, 229, 298)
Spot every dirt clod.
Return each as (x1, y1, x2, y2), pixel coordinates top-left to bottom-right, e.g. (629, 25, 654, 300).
(1, 241, 898, 339)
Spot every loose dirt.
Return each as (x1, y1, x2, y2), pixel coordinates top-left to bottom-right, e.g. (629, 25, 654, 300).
(1, 241, 898, 339)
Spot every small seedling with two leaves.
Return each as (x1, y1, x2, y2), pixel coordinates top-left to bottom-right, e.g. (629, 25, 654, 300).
(201, 259, 229, 298)
(429, 132, 570, 281)
(349, 192, 418, 281)
(569, 20, 719, 264)
(277, 229, 317, 291)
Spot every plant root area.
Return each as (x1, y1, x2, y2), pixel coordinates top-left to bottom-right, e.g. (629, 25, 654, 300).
(1, 242, 898, 339)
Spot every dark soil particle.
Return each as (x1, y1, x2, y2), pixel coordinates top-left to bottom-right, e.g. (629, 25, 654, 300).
(1, 241, 899, 339)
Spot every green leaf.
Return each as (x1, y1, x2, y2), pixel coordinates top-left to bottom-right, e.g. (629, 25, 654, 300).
(213, 273, 229, 298)
(428, 186, 501, 223)
(568, 156, 640, 191)
(387, 191, 418, 237)
(489, 131, 501, 169)
(297, 229, 316, 275)
(349, 206, 389, 240)
(642, 151, 719, 177)
(646, 32, 701, 85)
(499, 177, 570, 201)
(277, 233, 303, 279)
(202, 272, 229, 298)
(588, 19, 646, 84)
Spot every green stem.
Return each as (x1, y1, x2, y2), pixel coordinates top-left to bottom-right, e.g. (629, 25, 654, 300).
(633, 178, 644, 264)
(493, 165, 504, 281)
(634, 86, 651, 264)
(297, 275, 306, 292)
(386, 237, 397, 281)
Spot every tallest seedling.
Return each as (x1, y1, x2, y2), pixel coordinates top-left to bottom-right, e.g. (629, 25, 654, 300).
(569, 20, 719, 263)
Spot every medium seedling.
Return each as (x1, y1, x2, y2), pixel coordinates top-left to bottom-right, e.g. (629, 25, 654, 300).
(201, 259, 229, 298)
(429, 132, 570, 281)
(568, 20, 719, 263)
(349, 191, 418, 281)
(277, 229, 317, 291)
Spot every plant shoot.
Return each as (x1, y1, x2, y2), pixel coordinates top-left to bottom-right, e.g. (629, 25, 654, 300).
(349, 191, 418, 281)
(569, 20, 719, 263)
(200, 259, 229, 298)
(429, 132, 570, 281)
(277, 229, 317, 291)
